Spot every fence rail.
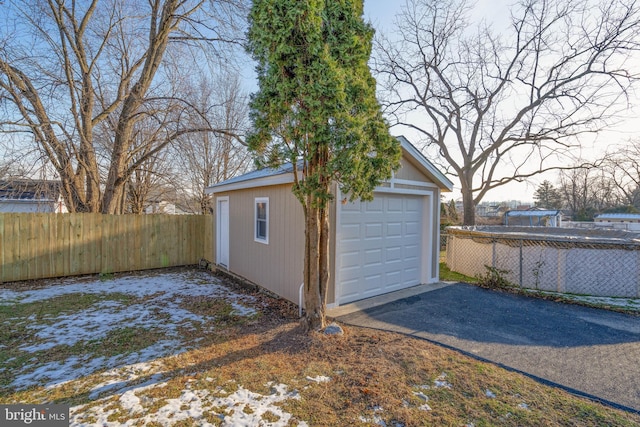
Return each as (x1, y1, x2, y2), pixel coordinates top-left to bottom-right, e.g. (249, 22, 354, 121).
(0, 213, 214, 283)
(446, 227, 640, 298)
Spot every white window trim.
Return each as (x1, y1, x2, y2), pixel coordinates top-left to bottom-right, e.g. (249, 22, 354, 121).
(254, 197, 269, 244)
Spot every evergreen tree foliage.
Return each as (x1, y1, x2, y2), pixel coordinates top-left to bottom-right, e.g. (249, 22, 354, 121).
(534, 180, 563, 209)
(247, 0, 401, 330)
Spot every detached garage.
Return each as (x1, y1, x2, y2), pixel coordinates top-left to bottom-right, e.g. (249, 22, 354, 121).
(205, 136, 453, 307)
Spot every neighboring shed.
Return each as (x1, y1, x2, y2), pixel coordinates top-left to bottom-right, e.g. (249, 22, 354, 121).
(593, 213, 640, 231)
(205, 136, 454, 307)
(504, 209, 562, 227)
(0, 179, 67, 213)
(594, 213, 640, 223)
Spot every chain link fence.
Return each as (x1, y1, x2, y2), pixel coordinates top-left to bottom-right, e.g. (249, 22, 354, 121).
(446, 226, 640, 298)
(440, 232, 448, 251)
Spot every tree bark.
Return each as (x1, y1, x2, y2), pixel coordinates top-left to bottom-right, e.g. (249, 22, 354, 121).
(303, 201, 326, 331)
(460, 173, 476, 226)
(461, 190, 476, 226)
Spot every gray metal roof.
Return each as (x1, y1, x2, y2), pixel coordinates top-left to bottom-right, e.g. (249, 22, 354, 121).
(505, 210, 562, 217)
(594, 213, 640, 220)
(206, 162, 297, 190)
(205, 136, 453, 193)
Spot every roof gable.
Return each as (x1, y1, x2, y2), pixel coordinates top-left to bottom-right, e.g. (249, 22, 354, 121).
(205, 136, 453, 194)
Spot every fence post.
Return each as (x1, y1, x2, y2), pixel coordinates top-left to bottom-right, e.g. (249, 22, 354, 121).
(519, 239, 523, 287)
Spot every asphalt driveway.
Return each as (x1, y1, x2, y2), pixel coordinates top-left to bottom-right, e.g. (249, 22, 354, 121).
(335, 283, 640, 413)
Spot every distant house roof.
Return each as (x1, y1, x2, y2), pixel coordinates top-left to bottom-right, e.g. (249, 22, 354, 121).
(0, 179, 62, 201)
(205, 136, 454, 194)
(505, 209, 562, 217)
(594, 213, 640, 220)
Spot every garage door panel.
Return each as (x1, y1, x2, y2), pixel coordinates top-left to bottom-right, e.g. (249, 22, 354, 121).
(364, 274, 382, 286)
(385, 269, 402, 283)
(386, 222, 402, 237)
(365, 198, 384, 212)
(387, 197, 403, 212)
(405, 221, 420, 236)
(364, 248, 382, 266)
(385, 246, 402, 262)
(403, 253, 419, 264)
(337, 193, 426, 304)
(339, 280, 361, 300)
(342, 200, 362, 211)
(365, 223, 383, 238)
(402, 268, 420, 283)
(341, 224, 361, 241)
(406, 197, 421, 211)
(339, 251, 362, 269)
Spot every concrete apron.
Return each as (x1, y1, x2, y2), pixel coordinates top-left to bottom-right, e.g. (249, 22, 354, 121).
(327, 282, 452, 318)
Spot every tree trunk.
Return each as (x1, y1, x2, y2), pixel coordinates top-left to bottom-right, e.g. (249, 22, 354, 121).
(461, 178, 476, 226)
(302, 199, 329, 332)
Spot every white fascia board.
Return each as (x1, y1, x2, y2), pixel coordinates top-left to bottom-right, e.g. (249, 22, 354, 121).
(205, 173, 295, 195)
(373, 186, 434, 196)
(390, 178, 439, 189)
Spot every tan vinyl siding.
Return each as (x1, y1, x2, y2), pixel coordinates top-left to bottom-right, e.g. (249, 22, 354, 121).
(395, 157, 430, 183)
(216, 184, 304, 304)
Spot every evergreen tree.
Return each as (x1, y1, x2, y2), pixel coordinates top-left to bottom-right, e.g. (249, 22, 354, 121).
(247, 0, 401, 331)
(534, 181, 563, 209)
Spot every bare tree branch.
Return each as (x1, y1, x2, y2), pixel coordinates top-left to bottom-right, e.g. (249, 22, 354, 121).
(0, 0, 249, 213)
(376, 0, 640, 224)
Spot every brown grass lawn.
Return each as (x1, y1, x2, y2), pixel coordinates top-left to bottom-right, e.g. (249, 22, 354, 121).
(1, 268, 639, 426)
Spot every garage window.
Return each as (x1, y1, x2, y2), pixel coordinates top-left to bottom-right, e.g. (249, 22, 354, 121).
(255, 197, 269, 244)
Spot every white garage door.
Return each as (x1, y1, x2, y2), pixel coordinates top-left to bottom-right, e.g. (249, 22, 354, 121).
(336, 194, 424, 305)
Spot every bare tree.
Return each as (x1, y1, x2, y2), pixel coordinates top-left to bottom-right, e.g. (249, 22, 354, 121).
(124, 135, 174, 214)
(174, 71, 251, 214)
(601, 139, 640, 207)
(559, 168, 593, 219)
(0, 0, 247, 213)
(558, 165, 618, 219)
(376, 0, 640, 225)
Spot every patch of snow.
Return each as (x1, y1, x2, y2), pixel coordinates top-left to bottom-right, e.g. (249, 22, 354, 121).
(119, 389, 144, 415)
(359, 415, 387, 426)
(413, 391, 429, 401)
(434, 373, 452, 389)
(89, 361, 167, 399)
(4, 271, 258, 391)
(485, 389, 496, 398)
(518, 402, 530, 410)
(71, 381, 307, 427)
(12, 339, 181, 391)
(524, 289, 640, 312)
(306, 375, 331, 383)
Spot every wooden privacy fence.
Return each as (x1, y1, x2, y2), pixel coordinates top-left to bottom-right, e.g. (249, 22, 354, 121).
(0, 213, 214, 283)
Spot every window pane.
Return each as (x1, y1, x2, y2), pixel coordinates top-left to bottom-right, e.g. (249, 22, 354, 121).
(257, 219, 266, 239)
(257, 202, 266, 220)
